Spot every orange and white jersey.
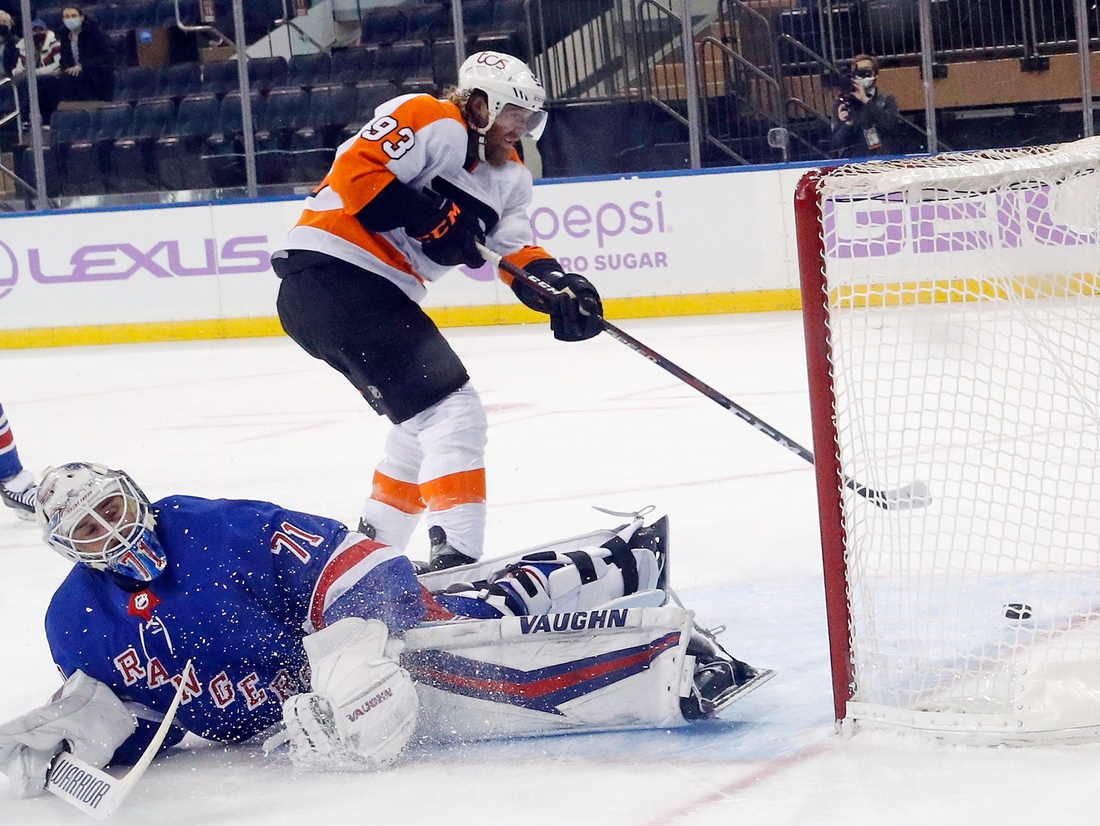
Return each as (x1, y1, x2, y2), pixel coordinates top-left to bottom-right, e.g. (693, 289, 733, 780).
(278, 93, 553, 302)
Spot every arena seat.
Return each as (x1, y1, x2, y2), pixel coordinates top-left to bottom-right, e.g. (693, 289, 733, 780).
(85, 4, 117, 30)
(491, 0, 528, 29)
(202, 91, 265, 187)
(473, 31, 529, 64)
(155, 62, 202, 100)
(154, 0, 203, 27)
(287, 52, 332, 89)
(106, 29, 135, 68)
(65, 102, 134, 195)
(369, 41, 432, 87)
(361, 6, 409, 45)
(200, 59, 241, 96)
(339, 80, 398, 140)
(290, 82, 356, 182)
(111, 97, 177, 191)
(255, 86, 311, 184)
(113, 65, 158, 104)
(37, 6, 64, 33)
(249, 56, 289, 94)
(462, 0, 496, 35)
(20, 107, 91, 197)
(405, 2, 452, 43)
(112, 0, 158, 31)
(156, 92, 219, 190)
(331, 45, 374, 86)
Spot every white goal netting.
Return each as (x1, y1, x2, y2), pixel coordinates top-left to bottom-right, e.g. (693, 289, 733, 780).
(808, 138, 1100, 740)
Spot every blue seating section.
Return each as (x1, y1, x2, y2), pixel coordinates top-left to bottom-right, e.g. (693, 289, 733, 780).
(23, 0, 534, 195)
(31, 74, 412, 195)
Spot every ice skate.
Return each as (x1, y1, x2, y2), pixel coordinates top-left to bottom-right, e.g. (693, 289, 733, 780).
(413, 526, 476, 574)
(1, 469, 38, 521)
(681, 626, 776, 719)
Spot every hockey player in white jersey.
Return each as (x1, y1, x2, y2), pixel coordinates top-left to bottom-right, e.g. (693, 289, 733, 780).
(273, 51, 604, 575)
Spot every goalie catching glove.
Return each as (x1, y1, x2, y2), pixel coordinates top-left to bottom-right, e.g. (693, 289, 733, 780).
(0, 671, 135, 798)
(508, 259, 604, 342)
(283, 617, 418, 770)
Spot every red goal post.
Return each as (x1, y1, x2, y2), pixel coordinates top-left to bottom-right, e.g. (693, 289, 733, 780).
(795, 140, 1100, 742)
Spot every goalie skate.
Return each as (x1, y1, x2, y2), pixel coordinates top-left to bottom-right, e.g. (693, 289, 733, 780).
(680, 626, 776, 719)
(702, 664, 777, 716)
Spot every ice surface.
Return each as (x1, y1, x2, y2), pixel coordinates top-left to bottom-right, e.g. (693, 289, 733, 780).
(2, 312, 1098, 825)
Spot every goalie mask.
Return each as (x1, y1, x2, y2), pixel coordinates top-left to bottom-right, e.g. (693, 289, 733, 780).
(35, 462, 167, 582)
(457, 51, 547, 142)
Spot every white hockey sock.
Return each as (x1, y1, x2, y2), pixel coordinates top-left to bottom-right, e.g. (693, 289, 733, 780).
(358, 500, 420, 551)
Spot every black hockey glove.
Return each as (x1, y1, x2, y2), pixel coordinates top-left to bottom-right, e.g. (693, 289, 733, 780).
(549, 272, 603, 341)
(508, 260, 604, 342)
(405, 193, 485, 269)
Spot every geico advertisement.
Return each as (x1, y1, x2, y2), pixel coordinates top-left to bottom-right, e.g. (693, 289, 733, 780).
(0, 167, 798, 331)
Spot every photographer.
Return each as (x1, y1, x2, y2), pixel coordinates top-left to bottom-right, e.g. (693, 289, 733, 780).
(831, 54, 899, 159)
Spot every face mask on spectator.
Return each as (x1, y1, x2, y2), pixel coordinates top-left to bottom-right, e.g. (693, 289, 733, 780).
(64, 17, 82, 31)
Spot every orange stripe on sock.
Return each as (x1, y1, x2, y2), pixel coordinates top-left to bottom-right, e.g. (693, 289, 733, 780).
(420, 468, 486, 511)
(371, 472, 425, 514)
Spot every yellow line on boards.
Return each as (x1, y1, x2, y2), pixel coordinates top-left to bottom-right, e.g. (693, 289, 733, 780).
(831, 273, 1100, 308)
(0, 290, 804, 350)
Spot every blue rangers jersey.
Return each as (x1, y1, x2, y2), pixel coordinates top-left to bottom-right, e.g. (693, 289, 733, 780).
(44, 496, 426, 755)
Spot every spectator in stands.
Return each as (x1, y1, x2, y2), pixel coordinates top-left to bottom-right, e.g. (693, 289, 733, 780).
(831, 54, 899, 159)
(13, 18, 61, 81)
(57, 6, 115, 103)
(0, 11, 19, 78)
(13, 18, 62, 123)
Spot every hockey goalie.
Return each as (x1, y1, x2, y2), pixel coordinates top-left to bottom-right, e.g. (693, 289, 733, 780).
(0, 463, 773, 798)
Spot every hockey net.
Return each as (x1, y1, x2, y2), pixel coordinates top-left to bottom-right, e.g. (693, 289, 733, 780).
(795, 138, 1100, 741)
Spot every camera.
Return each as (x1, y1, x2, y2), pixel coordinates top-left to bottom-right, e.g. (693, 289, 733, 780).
(831, 71, 861, 109)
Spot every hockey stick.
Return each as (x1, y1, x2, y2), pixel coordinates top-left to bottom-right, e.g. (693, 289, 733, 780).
(45, 660, 192, 820)
(477, 243, 930, 510)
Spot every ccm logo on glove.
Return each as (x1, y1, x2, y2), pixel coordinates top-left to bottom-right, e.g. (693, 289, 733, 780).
(406, 194, 486, 269)
(415, 202, 463, 242)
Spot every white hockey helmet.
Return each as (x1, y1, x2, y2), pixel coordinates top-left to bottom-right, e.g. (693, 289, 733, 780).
(457, 51, 547, 140)
(35, 462, 167, 582)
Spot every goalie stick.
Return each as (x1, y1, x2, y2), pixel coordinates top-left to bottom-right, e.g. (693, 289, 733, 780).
(477, 242, 930, 510)
(44, 660, 192, 820)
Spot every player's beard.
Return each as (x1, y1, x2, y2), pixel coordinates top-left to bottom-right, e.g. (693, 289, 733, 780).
(484, 133, 514, 167)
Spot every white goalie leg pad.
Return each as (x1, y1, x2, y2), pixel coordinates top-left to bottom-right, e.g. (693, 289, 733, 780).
(487, 544, 662, 617)
(289, 617, 418, 770)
